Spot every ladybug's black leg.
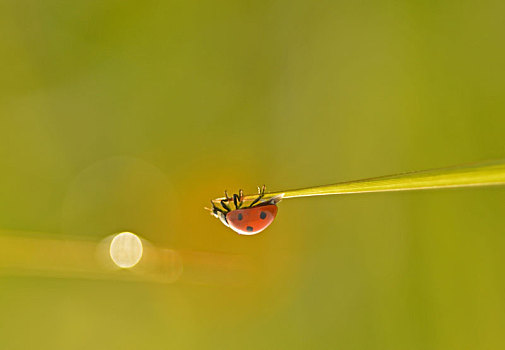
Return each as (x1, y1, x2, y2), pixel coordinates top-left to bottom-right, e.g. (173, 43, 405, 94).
(211, 201, 226, 214)
(248, 196, 261, 208)
(220, 199, 231, 212)
(233, 189, 244, 209)
(221, 190, 233, 211)
(248, 185, 266, 208)
(233, 193, 239, 209)
(250, 193, 265, 207)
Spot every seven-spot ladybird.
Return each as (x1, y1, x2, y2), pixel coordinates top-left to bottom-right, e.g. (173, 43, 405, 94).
(210, 186, 282, 235)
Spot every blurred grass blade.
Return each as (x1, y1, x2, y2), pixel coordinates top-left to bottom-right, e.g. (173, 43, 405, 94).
(213, 159, 505, 204)
(0, 230, 253, 285)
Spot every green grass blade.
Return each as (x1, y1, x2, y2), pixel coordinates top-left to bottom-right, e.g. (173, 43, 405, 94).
(212, 159, 505, 204)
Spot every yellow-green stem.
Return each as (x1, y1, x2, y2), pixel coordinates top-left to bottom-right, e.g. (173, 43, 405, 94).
(212, 159, 505, 204)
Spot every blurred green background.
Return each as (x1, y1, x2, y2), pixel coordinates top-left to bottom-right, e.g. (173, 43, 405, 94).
(1, 0, 505, 349)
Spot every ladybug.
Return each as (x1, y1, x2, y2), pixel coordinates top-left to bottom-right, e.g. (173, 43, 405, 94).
(210, 186, 282, 235)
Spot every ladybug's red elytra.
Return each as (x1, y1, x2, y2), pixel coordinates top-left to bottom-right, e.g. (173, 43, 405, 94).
(210, 186, 282, 235)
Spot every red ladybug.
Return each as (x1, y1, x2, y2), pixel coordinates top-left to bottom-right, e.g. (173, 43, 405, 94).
(210, 186, 282, 235)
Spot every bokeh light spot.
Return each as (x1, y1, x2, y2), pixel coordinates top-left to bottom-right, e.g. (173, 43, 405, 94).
(109, 232, 143, 268)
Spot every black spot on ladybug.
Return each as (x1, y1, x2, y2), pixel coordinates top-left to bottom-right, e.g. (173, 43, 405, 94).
(246, 226, 254, 232)
(260, 211, 267, 220)
(238, 213, 243, 220)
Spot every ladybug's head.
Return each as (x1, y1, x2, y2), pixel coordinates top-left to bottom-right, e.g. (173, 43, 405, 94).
(210, 207, 230, 228)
